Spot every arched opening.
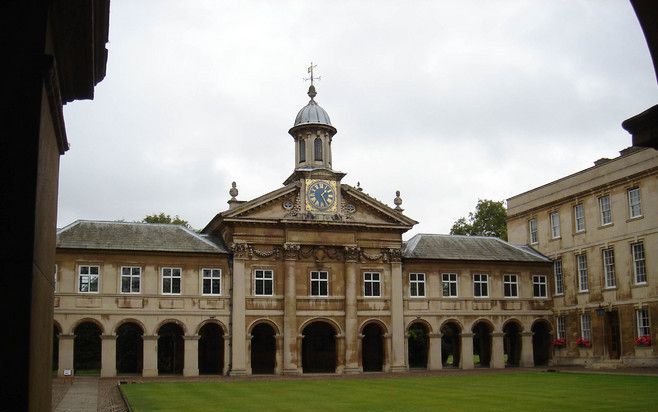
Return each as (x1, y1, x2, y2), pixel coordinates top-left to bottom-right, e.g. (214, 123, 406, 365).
(199, 323, 224, 375)
(116, 322, 143, 374)
(362, 323, 384, 372)
(250, 323, 276, 374)
(314, 137, 323, 161)
(53, 324, 61, 372)
(302, 321, 336, 373)
(472, 321, 492, 368)
(503, 322, 522, 367)
(74, 321, 102, 375)
(532, 320, 552, 366)
(299, 139, 306, 163)
(407, 322, 429, 369)
(440, 322, 461, 368)
(158, 323, 184, 375)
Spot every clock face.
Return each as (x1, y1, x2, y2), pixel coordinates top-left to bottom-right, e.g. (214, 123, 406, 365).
(306, 180, 336, 211)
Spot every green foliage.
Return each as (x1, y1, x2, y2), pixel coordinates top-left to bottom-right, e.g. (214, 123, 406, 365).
(142, 213, 191, 229)
(450, 199, 507, 240)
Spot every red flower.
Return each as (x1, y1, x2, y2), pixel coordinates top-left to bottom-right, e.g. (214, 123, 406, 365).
(634, 335, 652, 347)
(576, 337, 591, 348)
(552, 338, 567, 347)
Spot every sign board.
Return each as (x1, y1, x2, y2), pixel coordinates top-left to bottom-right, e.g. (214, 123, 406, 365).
(63, 369, 72, 376)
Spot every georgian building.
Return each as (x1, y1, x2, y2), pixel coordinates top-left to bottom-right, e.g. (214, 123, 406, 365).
(54, 85, 554, 377)
(507, 147, 658, 367)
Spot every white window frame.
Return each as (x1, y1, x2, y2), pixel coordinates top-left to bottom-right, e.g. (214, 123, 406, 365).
(637, 308, 650, 337)
(201, 268, 222, 296)
(442, 273, 458, 298)
(628, 187, 642, 218)
(632, 242, 647, 284)
(161, 267, 182, 295)
(574, 203, 585, 233)
(602, 248, 616, 289)
(254, 269, 274, 296)
(528, 218, 538, 244)
(577, 254, 588, 292)
(409, 273, 425, 298)
(532, 275, 548, 298)
(363, 272, 381, 297)
(580, 313, 592, 341)
(599, 195, 612, 226)
(556, 316, 566, 340)
(78, 265, 100, 293)
(550, 212, 561, 239)
(310, 270, 329, 297)
(473, 273, 489, 298)
(120, 266, 141, 294)
(554, 258, 564, 295)
(503, 274, 518, 298)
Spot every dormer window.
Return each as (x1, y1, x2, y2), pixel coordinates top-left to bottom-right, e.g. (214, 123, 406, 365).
(314, 137, 323, 161)
(299, 139, 306, 163)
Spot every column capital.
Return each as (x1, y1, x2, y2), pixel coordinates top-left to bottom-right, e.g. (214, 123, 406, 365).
(522, 332, 534, 337)
(231, 242, 251, 260)
(183, 335, 201, 341)
(59, 334, 74, 340)
(101, 334, 116, 340)
(429, 333, 443, 338)
(491, 332, 504, 338)
(142, 335, 158, 341)
(283, 243, 301, 260)
(223, 334, 232, 341)
(461, 332, 473, 338)
(344, 245, 360, 262)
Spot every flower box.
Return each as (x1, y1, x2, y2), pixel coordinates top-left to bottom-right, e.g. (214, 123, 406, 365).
(634, 335, 652, 347)
(576, 337, 591, 348)
(552, 338, 567, 348)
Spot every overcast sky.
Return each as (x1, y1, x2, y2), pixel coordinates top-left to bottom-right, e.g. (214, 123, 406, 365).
(59, 1, 657, 238)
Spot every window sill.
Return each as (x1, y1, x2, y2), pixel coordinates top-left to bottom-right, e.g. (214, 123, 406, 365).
(598, 223, 613, 229)
(549, 236, 562, 241)
(409, 296, 426, 299)
(627, 215, 644, 222)
(574, 230, 586, 236)
(202, 294, 222, 297)
(554, 293, 564, 297)
(503, 296, 519, 299)
(120, 292, 141, 295)
(633, 282, 648, 288)
(578, 290, 589, 294)
(603, 286, 617, 291)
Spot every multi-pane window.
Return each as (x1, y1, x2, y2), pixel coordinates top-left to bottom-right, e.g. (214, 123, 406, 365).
(637, 308, 650, 337)
(409, 273, 425, 297)
(580, 313, 592, 341)
(363, 272, 381, 297)
(574, 204, 585, 232)
(550, 212, 561, 238)
(577, 254, 588, 292)
(599, 195, 612, 225)
(473, 274, 489, 298)
(254, 269, 274, 296)
(556, 316, 566, 340)
(632, 242, 647, 284)
(161, 267, 181, 294)
(78, 265, 100, 293)
(202, 268, 221, 295)
(528, 218, 538, 244)
(628, 187, 642, 218)
(311, 271, 329, 296)
(503, 274, 518, 298)
(554, 258, 564, 295)
(121, 266, 141, 293)
(533, 275, 547, 298)
(602, 249, 616, 288)
(442, 273, 458, 297)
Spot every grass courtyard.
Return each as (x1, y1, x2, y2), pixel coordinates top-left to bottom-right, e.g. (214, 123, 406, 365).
(120, 372, 658, 412)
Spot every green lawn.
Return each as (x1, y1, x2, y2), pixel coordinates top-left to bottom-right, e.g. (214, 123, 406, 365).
(121, 372, 658, 412)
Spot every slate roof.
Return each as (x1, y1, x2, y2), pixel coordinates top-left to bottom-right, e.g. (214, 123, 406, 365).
(57, 220, 229, 254)
(403, 233, 550, 263)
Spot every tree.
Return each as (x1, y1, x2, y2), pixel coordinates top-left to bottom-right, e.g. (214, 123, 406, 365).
(142, 213, 191, 229)
(450, 199, 508, 240)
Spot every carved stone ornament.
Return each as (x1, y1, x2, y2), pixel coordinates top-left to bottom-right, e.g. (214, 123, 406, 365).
(250, 246, 281, 259)
(344, 246, 361, 262)
(231, 243, 250, 259)
(283, 243, 301, 260)
(283, 192, 302, 218)
(388, 248, 402, 262)
(361, 249, 385, 262)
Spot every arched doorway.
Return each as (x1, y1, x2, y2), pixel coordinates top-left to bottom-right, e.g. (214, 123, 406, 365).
(472, 321, 492, 367)
(532, 320, 552, 366)
(199, 323, 224, 374)
(362, 323, 384, 372)
(116, 322, 143, 374)
(53, 324, 61, 372)
(407, 322, 429, 369)
(158, 323, 184, 374)
(440, 322, 461, 368)
(503, 321, 522, 367)
(74, 321, 102, 375)
(302, 321, 337, 373)
(251, 323, 276, 374)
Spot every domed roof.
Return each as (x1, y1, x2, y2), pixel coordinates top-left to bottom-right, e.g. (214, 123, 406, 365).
(293, 85, 332, 127)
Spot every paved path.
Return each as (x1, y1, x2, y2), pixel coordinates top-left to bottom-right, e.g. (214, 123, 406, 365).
(54, 378, 98, 412)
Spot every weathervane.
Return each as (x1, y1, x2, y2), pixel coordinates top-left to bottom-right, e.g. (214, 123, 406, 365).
(304, 62, 321, 86)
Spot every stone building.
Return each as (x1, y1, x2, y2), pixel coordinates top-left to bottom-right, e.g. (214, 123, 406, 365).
(507, 147, 658, 367)
(54, 85, 554, 377)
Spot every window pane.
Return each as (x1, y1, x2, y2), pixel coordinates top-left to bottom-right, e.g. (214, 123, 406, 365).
(264, 280, 273, 295)
(122, 277, 131, 293)
(212, 279, 220, 294)
(163, 278, 171, 293)
(172, 278, 181, 293)
(131, 276, 140, 292)
(418, 283, 425, 296)
(203, 279, 211, 294)
(373, 282, 380, 297)
(90, 276, 98, 292)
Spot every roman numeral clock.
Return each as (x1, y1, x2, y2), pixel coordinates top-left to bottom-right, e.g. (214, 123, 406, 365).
(305, 179, 338, 213)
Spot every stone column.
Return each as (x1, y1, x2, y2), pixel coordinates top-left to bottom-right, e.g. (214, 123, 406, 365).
(344, 248, 360, 373)
(230, 247, 248, 376)
(223, 335, 231, 375)
(100, 335, 116, 377)
(245, 333, 252, 375)
(183, 335, 200, 376)
(58, 334, 74, 377)
(297, 334, 304, 373)
(461, 333, 474, 369)
(428, 332, 443, 370)
(491, 332, 505, 369)
(283, 243, 300, 375)
(336, 334, 345, 374)
(142, 335, 158, 377)
(389, 251, 406, 372)
(521, 332, 534, 367)
(383, 333, 392, 372)
(275, 334, 284, 374)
